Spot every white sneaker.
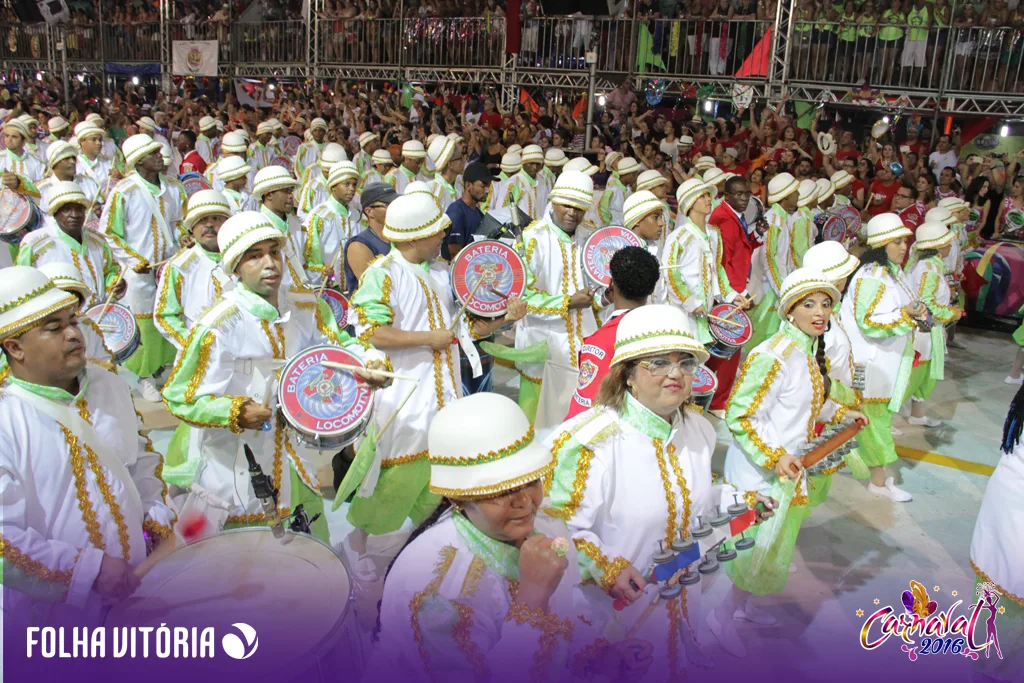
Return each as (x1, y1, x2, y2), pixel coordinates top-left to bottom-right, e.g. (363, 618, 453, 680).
(890, 425, 904, 437)
(735, 604, 777, 626)
(868, 477, 912, 503)
(708, 609, 747, 658)
(907, 415, 942, 428)
(1006, 375, 1024, 386)
(137, 377, 163, 403)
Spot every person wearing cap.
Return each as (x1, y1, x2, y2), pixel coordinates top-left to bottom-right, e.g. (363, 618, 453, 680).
(830, 169, 855, 207)
(153, 189, 234, 351)
(47, 116, 71, 143)
(487, 151, 521, 212)
(176, 130, 208, 176)
(195, 116, 219, 165)
(636, 168, 674, 241)
(839, 213, 928, 503)
(344, 193, 524, 539)
(598, 157, 640, 226)
(693, 156, 717, 175)
(622, 190, 669, 250)
(217, 156, 259, 213)
(719, 270, 868, 644)
(538, 147, 567, 211)
(34, 261, 117, 371)
(1, 118, 45, 198)
(17, 181, 123, 308)
(903, 221, 964, 428)
(814, 177, 837, 213)
(552, 156, 602, 230)
(548, 304, 764, 671)
(75, 122, 115, 204)
(505, 144, 545, 220)
(253, 166, 309, 286)
(248, 120, 279, 172)
(294, 117, 329, 181)
(384, 140, 429, 195)
(303, 161, 360, 287)
(36, 141, 101, 218)
(344, 184, 396, 294)
(443, 161, 490, 262)
(792, 178, 818, 267)
(427, 135, 465, 215)
(298, 142, 348, 220)
(701, 167, 733, 212)
(18, 114, 48, 167)
(86, 113, 124, 172)
(136, 114, 171, 164)
(374, 393, 646, 680)
(206, 131, 251, 192)
(360, 148, 395, 194)
(0, 265, 177, 619)
(353, 131, 380, 178)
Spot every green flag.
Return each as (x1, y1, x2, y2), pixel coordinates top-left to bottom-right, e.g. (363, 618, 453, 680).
(636, 24, 666, 73)
(401, 82, 413, 109)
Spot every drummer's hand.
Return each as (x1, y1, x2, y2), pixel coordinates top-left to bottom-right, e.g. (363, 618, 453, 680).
(503, 295, 527, 323)
(734, 295, 752, 310)
(94, 554, 141, 604)
(568, 287, 597, 310)
(112, 278, 128, 300)
(846, 409, 870, 426)
(753, 493, 777, 522)
(360, 361, 392, 388)
(179, 233, 195, 249)
(425, 329, 456, 350)
(952, 306, 965, 321)
(775, 454, 802, 480)
(135, 262, 153, 275)
(517, 533, 569, 613)
(609, 564, 647, 604)
(238, 400, 273, 430)
(1, 172, 20, 190)
(692, 305, 707, 317)
(905, 301, 927, 320)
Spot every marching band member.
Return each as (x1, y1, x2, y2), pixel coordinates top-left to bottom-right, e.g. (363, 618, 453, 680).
(701, 167, 732, 210)
(935, 198, 969, 350)
(344, 185, 397, 295)
(36, 142, 101, 217)
(162, 211, 387, 540)
(297, 142, 347, 219)
(506, 144, 544, 219)
(815, 177, 836, 214)
(18, 181, 122, 308)
(515, 171, 603, 428)
(217, 156, 259, 213)
(636, 169, 674, 238)
(353, 131, 380, 177)
(100, 134, 187, 402)
(622, 189, 668, 307)
(206, 131, 251, 192)
(487, 152, 521, 211)
(84, 114, 122, 171)
(294, 117, 328, 181)
(154, 190, 233, 351)
(840, 213, 926, 503)
(254, 165, 309, 285)
(599, 157, 640, 226)
(36, 261, 117, 370)
(793, 179, 818, 267)
(195, 116, 219, 165)
(719, 269, 868, 656)
(373, 392, 650, 682)
(538, 147, 567, 211)
(303, 161, 360, 288)
(745, 172, 800, 350)
(693, 156, 717, 176)
(903, 221, 964, 427)
(1, 118, 44, 199)
(46, 116, 71, 143)
(360, 148, 394, 193)
(427, 135, 464, 214)
(248, 120, 279, 172)
(384, 140, 429, 195)
(18, 114, 48, 167)
(75, 122, 115, 205)
(0, 265, 176, 622)
(830, 169, 855, 207)
(541, 157, 600, 231)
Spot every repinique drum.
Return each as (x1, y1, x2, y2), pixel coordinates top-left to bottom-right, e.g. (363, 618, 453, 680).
(0, 189, 42, 245)
(85, 303, 140, 364)
(318, 289, 350, 328)
(582, 226, 644, 287)
(833, 205, 861, 241)
(270, 156, 294, 173)
(816, 213, 847, 243)
(706, 303, 752, 359)
(450, 240, 527, 318)
(104, 528, 359, 682)
(690, 364, 718, 413)
(278, 345, 374, 450)
(180, 172, 213, 197)
(283, 134, 303, 158)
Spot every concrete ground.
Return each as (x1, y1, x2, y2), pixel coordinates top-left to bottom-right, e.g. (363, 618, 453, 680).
(137, 324, 1020, 681)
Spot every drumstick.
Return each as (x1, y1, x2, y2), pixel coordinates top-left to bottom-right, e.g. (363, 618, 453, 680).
(98, 269, 126, 319)
(708, 314, 745, 329)
(625, 595, 662, 640)
(320, 360, 415, 381)
(449, 276, 486, 332)
(317, 250, 343, 299)
(488, 287, 510, 300)
(375, 382, 416, 444)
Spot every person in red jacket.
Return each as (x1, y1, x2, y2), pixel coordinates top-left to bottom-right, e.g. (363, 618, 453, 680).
(707, 175, 761, 417)
(893, 183, 926, 259)
(176, 130, 207, 176)
(564, 246, 659, 420)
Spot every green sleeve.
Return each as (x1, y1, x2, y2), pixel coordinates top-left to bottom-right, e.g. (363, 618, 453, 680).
(351, 267, 395, 345)
(919, 270, 957, 323)
(102, 241, 120, 288)
(153, 266, 188, 349)
(829, 378, 860, 409)
(521, 236, 570, 314)
(384, 172, 397, 189)
(14, 240, 34, 266)
(161, 326, 247, 433)
(766, 220, 785, 292)
(791, 215, 811, 268)
(313, 297, 362, 349)
(15, 175, 39, 199)
(102, 191, 148, 270)
(853, 277, 915, 339)
(303, 214, 328, 275)
(598, 189, 613, 224)
(666, 239, 694, 306)
(725, 351, 789, 470)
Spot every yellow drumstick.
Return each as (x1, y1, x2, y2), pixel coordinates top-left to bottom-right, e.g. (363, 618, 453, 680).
(708, 314, 745, 329)
(449, 276, 486, 332)
(375, 382, 417, 444)
(317, 250, 343, 299)
(320, 360, 416, 382)
(97, 269, 126, 319)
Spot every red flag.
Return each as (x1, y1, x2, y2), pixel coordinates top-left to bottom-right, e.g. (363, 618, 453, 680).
(734, 26, 772, 78)
(729, 508, 756, 537)
(572, 96, 585, 122)
(519, 89, 539, 118)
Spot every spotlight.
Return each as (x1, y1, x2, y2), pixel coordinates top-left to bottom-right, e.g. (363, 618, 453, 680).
(132, 77, 139, 85)
(36, 72, 43, 81)
(704, 100, 712, 113)
(882, 116, 890, 124)
(598, 95, 605, 107)
(1001, 124, 1010, 137)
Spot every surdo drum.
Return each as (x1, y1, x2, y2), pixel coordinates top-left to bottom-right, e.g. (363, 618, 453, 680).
(706, 303, 753, 359)
(582, 226, 644, 288)
(278, 345, 374, 450)
(0, 189, 42, 245)
(86, 303, 140, 364)
(450, 240, 527, 318)
(690, 364, 718, 413)
(816, 212, 848, 243)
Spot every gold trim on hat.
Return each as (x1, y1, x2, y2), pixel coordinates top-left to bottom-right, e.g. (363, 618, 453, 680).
(429, 425, 535, 466)
(429, 461, 556, 500)
(0, 291, 79, 340)
(866, 225, 913, 247)
(625, 197, 664, 228)
(768, 179, 799, 204)
(0, 282, 56, 314)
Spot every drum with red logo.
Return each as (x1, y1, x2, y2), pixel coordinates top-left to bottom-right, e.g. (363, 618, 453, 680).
(278, 345, 375, 450)
(318, 289, 350, 328)
(180, 172, 213, 197)
(450, 240, 527, 318)
(816, 212, 848, 243)
(582, 226, 644, 288)
(690, 364, 718, 413)
(833, 205, 861, 241)
(282, 135, 303, 158)
(271, 156, 295, 174)
(706, 303, 753, 359)
(0, 189, 42, 245)
(85, 303, 140, 364)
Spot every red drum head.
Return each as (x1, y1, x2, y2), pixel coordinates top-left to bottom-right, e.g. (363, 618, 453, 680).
(582, 226, 644, 287)
(318, 289, 350, 328)
(819, 214, 847, 243)
(278, 345, 374, 444)
(282, 135, 302, 158)
(270, 157, 294, 173)
(0, 189, 37, 239)
(180, 172, 213, 197)
(690, 364, 718, 396)
(709, 303, 753, 347)
(450, 240, 527, 318)
(833, 205, 861, 240)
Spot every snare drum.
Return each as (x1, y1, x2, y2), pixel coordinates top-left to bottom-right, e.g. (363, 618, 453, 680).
(282, 134, 303, 158)
(0, 189, 42, 245)
(278, 345, 374, 450)
(582, 226, 644, 288)
(817, 213, 847, 243)
(690, 365, 718, 413)
(180, 172, 213, 197)
(104, 528, 359, 682)
(318, 289, 350, 328)
(85, 303, 140, 364)
(270, 156, 294, 174)
(450, 240, 527, 318)
(833, 205, 861, 242)
(706, 303, 753, 359)
(1005, 208, 1024, 236)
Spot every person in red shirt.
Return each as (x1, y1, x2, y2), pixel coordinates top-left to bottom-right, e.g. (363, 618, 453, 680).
(176, 130, 207, 176)
(835, 130, 861, 163)
(868, 164, 901, 217)
(893, 184, 926, 258)
(903, 126, 929, 158)
(565, 246, 659, 420)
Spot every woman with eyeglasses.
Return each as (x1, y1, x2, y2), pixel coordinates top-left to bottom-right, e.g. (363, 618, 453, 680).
(546, 305, 774, 673)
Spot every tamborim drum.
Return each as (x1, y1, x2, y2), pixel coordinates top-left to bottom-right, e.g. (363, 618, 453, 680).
(1005, 208, 1024, 237)
(817, 213, 847, 243)
(0, 189, 42, 245)
(318, 289, 350, 328)
(833, 205, 861, 241)
(690, 365, 718, 413)
(278, 344, 374, 450)
(85, 303, 140, 364)
(450, 240, 527, 318)
(179, 172, 213, 197)
(283, 134, 303, 158)
(270, 156, 294, 173)
(104, 528, 358, 683)
(582, 226, 644, 287)
(706, 303, 752, 359)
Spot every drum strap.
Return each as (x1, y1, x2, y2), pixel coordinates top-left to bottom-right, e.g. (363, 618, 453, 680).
(131, 174, 175, 259)
(6, 383, 144, 513)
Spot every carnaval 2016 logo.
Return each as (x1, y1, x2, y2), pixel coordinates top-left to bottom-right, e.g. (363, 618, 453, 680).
(859, 580, 1005, 662)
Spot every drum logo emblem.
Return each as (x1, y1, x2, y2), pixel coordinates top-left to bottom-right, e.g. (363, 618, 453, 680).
(577, 360, 599, 390)
(221, 622, 259, 660)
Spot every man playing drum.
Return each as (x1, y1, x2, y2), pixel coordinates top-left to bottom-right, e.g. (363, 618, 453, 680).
(254, 166, 310, 286)
(75, 122, 115, 209)
(162, 211, 389, 542)
(297, 143, 347, 220)
(206, 131, 252, 193)
(384, 140, 430, 195)
(18, 181, 124, 309)
(598, 157, 641, 227)
(506, 144, 545, 220)
(216, 157, 259, 213)
(294, 117, 329, 183)
(247, 120, 279, 173)
(100, 134, 188, 403)
(0, 265, 177, 623)
(1, 118, 45, 200)
(36, 142, 101, 217)
(18, 114, 49, 168)
(303, 162, 360, 289)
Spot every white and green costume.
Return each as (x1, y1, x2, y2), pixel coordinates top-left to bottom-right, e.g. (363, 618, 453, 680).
(746, 203, 794, 349)
(0, 148, 44, 199)
(384, 164, 429, 195)
(247, 141, 277, 172)
(303, 197, 357, 287)
(905, 255, 958, 402)
(598, 176, 631, 226)
(506, 171, 541, 220)
(17, 224, 119, 308)
(294, 140, 325, 182)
